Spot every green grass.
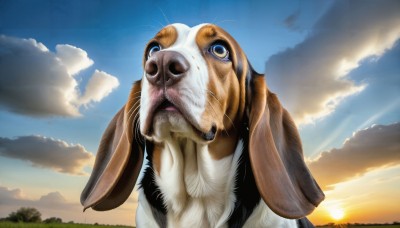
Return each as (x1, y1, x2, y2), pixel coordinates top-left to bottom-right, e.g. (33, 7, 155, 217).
(0, 222, 134, 228)
(1, 222, 399, 228)
(317, 225, 400, 228)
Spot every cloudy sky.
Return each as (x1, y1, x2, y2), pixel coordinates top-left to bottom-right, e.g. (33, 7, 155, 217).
(0, 0, 399, 226)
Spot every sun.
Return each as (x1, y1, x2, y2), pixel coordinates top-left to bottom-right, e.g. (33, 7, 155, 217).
(329, 207, 345, 220)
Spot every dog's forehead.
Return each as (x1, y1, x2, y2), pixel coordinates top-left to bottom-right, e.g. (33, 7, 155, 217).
(153, 23, 215, 49)
(159, 23, 207, 49)
(170, 23, 208, 45)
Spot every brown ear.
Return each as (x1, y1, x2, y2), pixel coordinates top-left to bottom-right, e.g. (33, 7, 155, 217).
(248, 74, 324, 218)
(81, 81, 144, 211)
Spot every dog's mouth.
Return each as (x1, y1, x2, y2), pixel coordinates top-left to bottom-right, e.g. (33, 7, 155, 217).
(157, 100, 179, 112)
(143, 97, 217, 141)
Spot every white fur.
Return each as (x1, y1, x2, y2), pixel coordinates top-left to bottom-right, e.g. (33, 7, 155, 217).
(243, 202, 297, 228)
(140, 23, 210, 141)
(136, 189, 160, 228)
(157, 139, 244, 228)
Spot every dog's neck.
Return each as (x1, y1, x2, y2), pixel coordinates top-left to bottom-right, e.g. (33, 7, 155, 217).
(154, 135, 243, 227)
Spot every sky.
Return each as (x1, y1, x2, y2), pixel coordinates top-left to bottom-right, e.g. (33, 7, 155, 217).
(0, 0, 399, 226)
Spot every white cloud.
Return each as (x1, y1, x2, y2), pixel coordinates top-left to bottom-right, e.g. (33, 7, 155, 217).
(266, 0, 400, 124)
(0, 35, 119, 117)
(0, 135, 94, 175)
(308, 123, 400, 190)
(79, 70, 120, 105)
(55, 44, 94, 75)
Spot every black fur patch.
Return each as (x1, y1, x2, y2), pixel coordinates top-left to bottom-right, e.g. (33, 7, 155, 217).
(297, 217, 315, 228)
(139, 141, 167, 228)
(228, 127, 261, 227)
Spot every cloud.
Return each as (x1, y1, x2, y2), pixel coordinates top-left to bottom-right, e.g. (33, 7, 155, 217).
(0, 135, 94, 175)
(0, 186, 75, 211)
(0, 186, 68, 208)
(266, 0, 400, 124)
(0, 35, 119, 117)
(55, 44, 94, 75)
(79, 70, 120, 105)
(0, 186, 26, 205)
(283, 9, 300, 30)
(308, 123, 400, 190)
(0, 186, 77, 218)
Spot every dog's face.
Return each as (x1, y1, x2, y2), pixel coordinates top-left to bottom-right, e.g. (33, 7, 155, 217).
(140, 23, 246, 143)
(81, 23, 324, 220)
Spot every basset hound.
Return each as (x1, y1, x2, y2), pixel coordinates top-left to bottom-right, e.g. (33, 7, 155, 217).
(81, 23, 324, 228)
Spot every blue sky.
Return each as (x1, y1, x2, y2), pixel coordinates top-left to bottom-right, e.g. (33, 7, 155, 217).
(0, 0, 399, 225)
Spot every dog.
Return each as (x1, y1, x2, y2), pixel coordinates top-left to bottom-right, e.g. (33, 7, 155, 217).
(81, 23, 324, 228)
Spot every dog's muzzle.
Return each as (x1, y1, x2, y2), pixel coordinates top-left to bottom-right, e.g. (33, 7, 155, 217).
(143, 51, 217, 141)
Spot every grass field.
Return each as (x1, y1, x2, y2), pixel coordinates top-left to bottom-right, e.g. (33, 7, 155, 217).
(317, 225, 400, 228)
(1, 222, 399, 228)
(0, 222, 134, 228)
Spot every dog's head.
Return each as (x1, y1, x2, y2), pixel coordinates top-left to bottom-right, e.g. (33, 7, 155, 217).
(139, 23, 247, 144)
(81, 23, 324, 219)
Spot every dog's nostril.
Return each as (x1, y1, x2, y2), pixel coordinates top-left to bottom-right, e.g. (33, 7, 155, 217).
(168, 59, 189, 75)
(169, 62, 179, 75)
(145, 61, 158, 76)
(168, 61, 184, 75)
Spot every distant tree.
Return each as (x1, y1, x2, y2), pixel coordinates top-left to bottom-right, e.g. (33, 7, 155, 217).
(6, 207, 42, 223)
(43, 217, 62, 223)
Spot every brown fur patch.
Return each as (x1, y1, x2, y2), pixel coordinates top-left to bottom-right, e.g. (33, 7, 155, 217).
(142, 25, 178, 65)
(152, 143, 164, 175)
(155, 25, 178, 48)
(209, 132, 239, 160)
(195, 25, 249, 159)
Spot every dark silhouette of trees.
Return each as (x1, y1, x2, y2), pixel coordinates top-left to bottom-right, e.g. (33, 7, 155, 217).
(43, 217, 62, 223)
(6, 207, 42, 223)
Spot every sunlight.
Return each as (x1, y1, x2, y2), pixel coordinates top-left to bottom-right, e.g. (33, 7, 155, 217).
(329, 207, 345, 220)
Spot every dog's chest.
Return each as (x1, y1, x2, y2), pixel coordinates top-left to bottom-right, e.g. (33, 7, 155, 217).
(154, 139, 243, 227)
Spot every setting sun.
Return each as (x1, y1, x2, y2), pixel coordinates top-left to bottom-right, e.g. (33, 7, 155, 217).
(329, 207, 345, 221)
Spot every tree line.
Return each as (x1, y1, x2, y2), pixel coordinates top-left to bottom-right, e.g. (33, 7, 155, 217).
(0, 207, 65, 224)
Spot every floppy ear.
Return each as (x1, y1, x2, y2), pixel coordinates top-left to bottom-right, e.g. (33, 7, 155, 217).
(81, 80, 144, 211)
(247, 74, 324, 219)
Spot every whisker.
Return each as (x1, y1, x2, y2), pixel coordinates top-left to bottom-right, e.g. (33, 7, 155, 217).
(205, 90, 236, 131)
(127, 99, 141, 123)
(129, 104, 141, 131)
(130, 91, 142, 95)
(135, 113, 144, 144)
(205, 90, 221, 103)
(206, 100, 230, 137)
(157, 7, 171, 25)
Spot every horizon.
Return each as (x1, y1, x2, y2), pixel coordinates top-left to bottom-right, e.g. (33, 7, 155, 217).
(0, 0, 399, 226)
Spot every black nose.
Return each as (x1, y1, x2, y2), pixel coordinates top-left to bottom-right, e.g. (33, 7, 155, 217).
(145, 51, 190, 87)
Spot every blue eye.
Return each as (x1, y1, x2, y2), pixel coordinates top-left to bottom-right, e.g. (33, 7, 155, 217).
(148, 44, 161, 58)
(210, 43, 229, 60)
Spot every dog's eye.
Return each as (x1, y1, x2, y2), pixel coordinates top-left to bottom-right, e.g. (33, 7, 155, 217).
(148, 44, 161, 58)
(210, 43, 229, 60)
